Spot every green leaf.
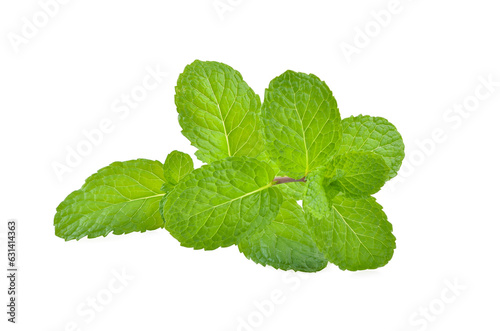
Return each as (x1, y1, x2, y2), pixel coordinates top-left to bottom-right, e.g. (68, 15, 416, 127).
(304, 173, 396, 271)
(278, 181, 307, 201)
(328, 195, 395, 271)
(175, 60, 263, 163)
(261, 71, 341, 178)
(159, 193, 169, 224)
(338, 115, 404, 179)
(303, 171, 332, 225)
(326, 151, 390, 197)
(161, 150, 194, 192)
(162, 157, 282, 250)
(238, 194, 327, 272)
(54, 159, 166, 241)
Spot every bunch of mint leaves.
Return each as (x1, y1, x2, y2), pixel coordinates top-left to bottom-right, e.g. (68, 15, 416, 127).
(54, 60, 404, 272)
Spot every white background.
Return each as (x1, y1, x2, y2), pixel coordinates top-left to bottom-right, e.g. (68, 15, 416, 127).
(1, 0, 499, 330)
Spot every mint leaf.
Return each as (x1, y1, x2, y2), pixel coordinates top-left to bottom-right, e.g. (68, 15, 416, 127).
(328, 195, 396, 271)
(278, 181, 306, 201)
(162, 156, 282, 250)
(54, 159, 166, 241)
(161, 150, 194, 192)
(338, 115, 404, 179)
(303, 170, 332, 224)
(326, 151, 390, 197)
(175, 60, 263, 163)
(160, 151, 194, 221)
(238, 194, 327, 272)
(261, 71, 341, 178)
(304, 173, 396, 271)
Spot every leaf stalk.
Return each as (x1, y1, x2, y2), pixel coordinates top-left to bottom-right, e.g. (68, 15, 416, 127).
(273, 176, 306, 185)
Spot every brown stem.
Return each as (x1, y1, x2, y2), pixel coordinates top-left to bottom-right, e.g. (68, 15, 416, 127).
(273, 176, 306, 185)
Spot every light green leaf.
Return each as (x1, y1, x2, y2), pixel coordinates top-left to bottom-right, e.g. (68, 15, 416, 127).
(261, 71, 341, 178)
(54, 159, 166, 241)
(161, 150, 194, 192)
(304, 174, 396, 271)
(338, 115, 404, 179)
(175, 60, 263, 163)
(326, 151, 390, 197)
(303, 171, 332, 237)
(162, 157, 282, 250)
(238, 194, 327, 272)
(328, 195, 395, 271)
(159, 193, 169, 224)
(278, 181, 307, 201)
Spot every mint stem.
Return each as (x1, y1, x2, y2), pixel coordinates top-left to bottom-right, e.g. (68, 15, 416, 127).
(273, 176, 306, 185)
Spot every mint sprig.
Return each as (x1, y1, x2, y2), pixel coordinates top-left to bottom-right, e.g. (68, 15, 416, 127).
(54, 60, 405, 272)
